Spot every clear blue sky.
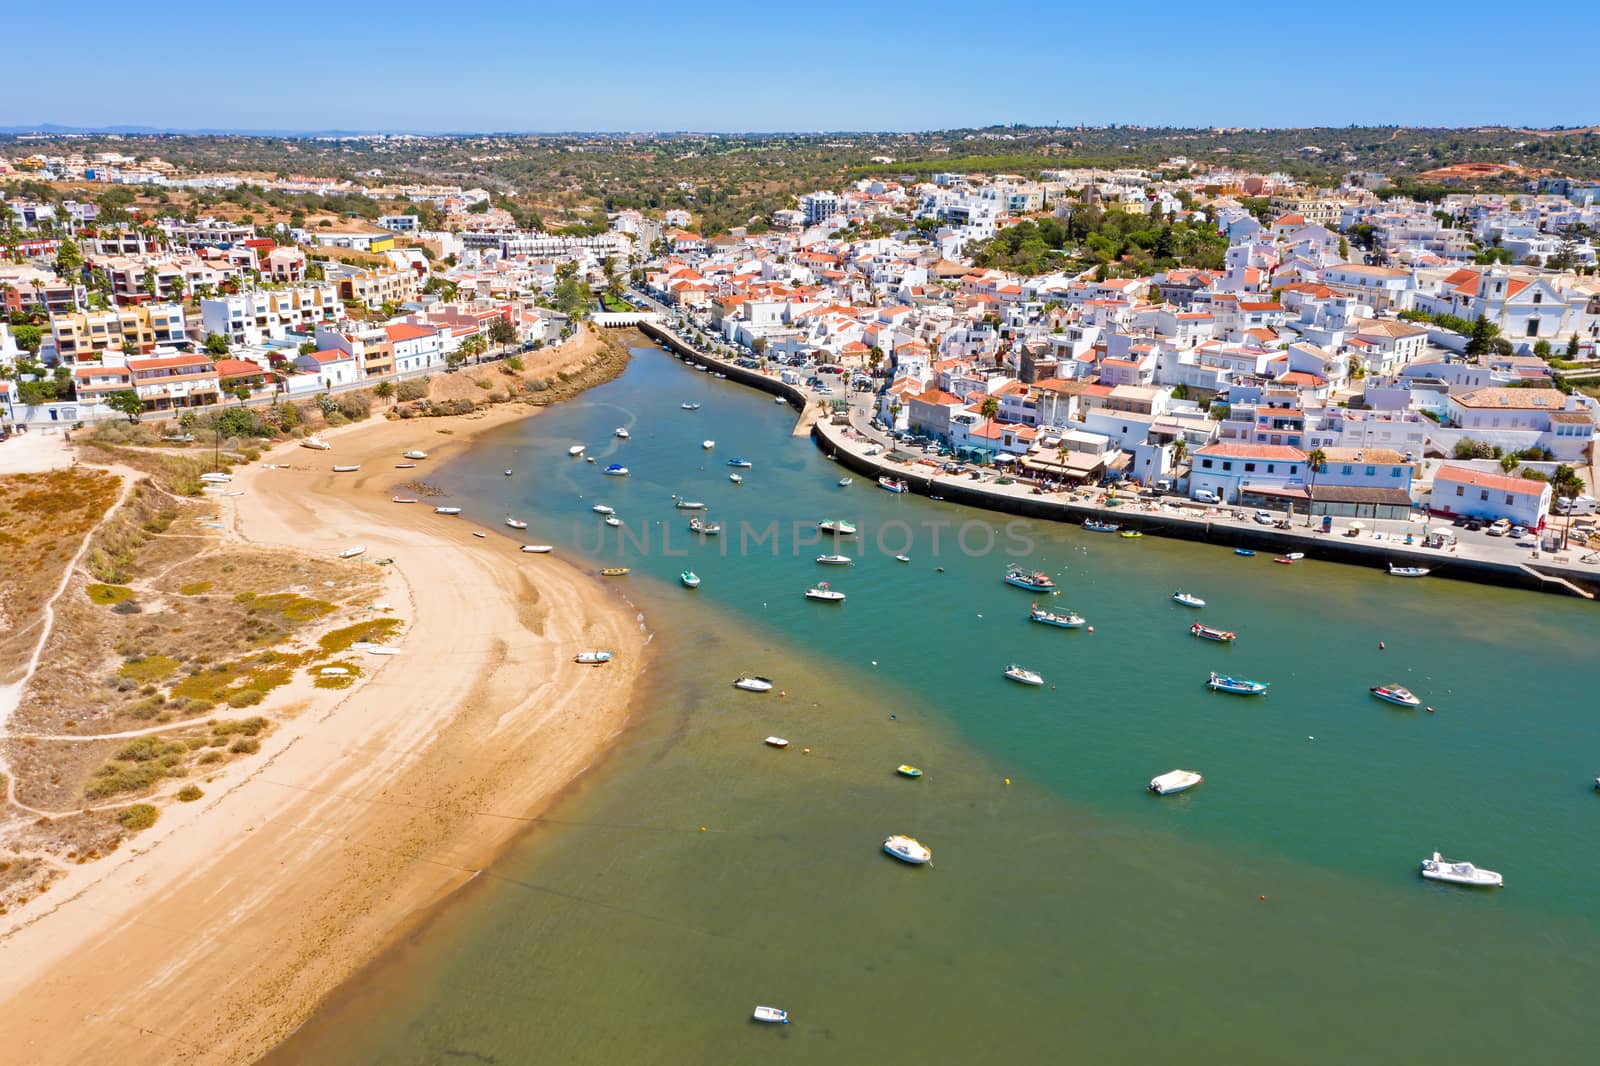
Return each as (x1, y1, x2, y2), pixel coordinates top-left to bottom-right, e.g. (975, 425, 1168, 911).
(7, 0, 1599, 132)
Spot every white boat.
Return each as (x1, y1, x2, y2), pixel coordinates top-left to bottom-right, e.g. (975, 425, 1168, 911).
(702, 439, 715, 450)
(319, 667, 350, 677)
(1420, 852, 1503, 888)
(604, 515, 622, 527)
(674, 498, 707, 510)
(1371, 685, 1422, 707)
(688, 516, 723, 535)
(727, 458, 753, 469)
(434, 506, 462, 515)
(882, 835, 932, 865)
(1149, 769, 1203, 795)
(506, 517, 527, 529)
(680, 570, 701, 588)
(817, 519, 857, 536)
(300, 435, 331, 451)
(199, 472, 232, 483)
(1171, 591, 1206, 608)
(816, 554, 854, 566)
(568, 445, 586, 457)
(729, 473, 743, 484)
(775, 396, 788, 404)
(1285, 552, 1305, 560)
(614, 427, 630, 439)
(734, 675, 774, 693)
(1389, 566, 1430, 578)
(752, 1005, 789, 1024)
(805, 582, 846, 602)
(764, 736, 789, 748)
(878, 476, 909, 494)
(364, 646, 401, 656)
(504, 470, 513, 477)
(896, 555, 910, 563)
(395, 462, 416, 470)
(402, 450, 428, 460)
(1004, 664, 1044, 686)
(392, 496, 418, 504)
(472, 531, 487, 538)
(1029, 605, 1086, 628)
(681, 402, 700, 411)
(592, 504, 615, 515)
(521, 545, 553, 553)
(338, 546, 366, 559)
(332, 465, 360, 473)
(603, 463, 629, 476)
(838, 477, 853, 487)
(574, 651, 613, 665)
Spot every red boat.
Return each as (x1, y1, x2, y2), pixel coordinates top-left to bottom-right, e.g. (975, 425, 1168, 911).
(1190, 622, 1237, 643)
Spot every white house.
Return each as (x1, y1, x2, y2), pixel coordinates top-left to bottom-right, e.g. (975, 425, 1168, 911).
(1190, 442, 1308, 504)
(1430, 465, 1551, 528)
(294, 349, 360, 389)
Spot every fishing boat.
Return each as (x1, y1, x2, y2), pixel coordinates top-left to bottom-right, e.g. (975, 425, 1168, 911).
(1004, 664, 1044, 686)
(338, 546, 366, 559)
(1420, 852, 1503, 888)
(332, 465, 360, 473)
(680, 570, 701, 588)
(568, 445, 585, 457)
(702, 439, 716, 450)
(1171, 591, 1205, 608)
(1371, 684, 1422, 708)
(1206, 672, 1269, 696)
(391, 496, 418, 504)
(602, 463, 629, 477)
(674, 497, 707, 510)
(505, 517, 527, 529)
(727, 458, 753, 469)
(837, 477, 853, 487)
(896, 765, 923, 778)
(804, 582, 846, 602)
(734, 675, 774, 693)
(614, 427, 630, 439)
(816, 554, 854, 566)
(599, 567, 630, 577)
(1235, 548, 1256, 557)
(1083, 520, 1119, 533)
(752, 1005, 789, 1024)
(882, 835, 932, 865)
(592, 504, 615, 515)
(521, 545, 552, 554)
(729, 473, 742, 484)
(300, 435, 331, 451)
(402, 450, 428, 460)
(1190, 622, 1236, 643)
(1004, 566, 1056, 592)
(688, 515, 723, 535)
(1149, 769, 1203, 795)
(434, 506, 462, 515)
(817, 519, 857, 536)
(764, 736, 789, 749)
(1119, 530, 1143, 539)
(1029, 604, 1086, 628)
(1388, 565, 1430, 578)
(681, 402, 700, 410)
(574, 651, 613, 665)
(604, 515, 622, 527)
(878, 476, 909, 493)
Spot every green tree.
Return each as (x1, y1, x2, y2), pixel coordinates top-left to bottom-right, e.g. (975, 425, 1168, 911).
(141, 267, 159, 298)
(979, 395, 1000, 446)
(1304, 448, 1327, 525)
(374, 380, 395, 402)
(487, 316, 518, 352)
(54, 238, 82, 283)
(1567, 335, 1581, 358)
(107, 389, 145, 422)
(1464, 316, 1499, 358)
(204, 333, 230, 356)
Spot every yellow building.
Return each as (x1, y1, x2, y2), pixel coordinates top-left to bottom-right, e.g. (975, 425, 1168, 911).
(50, 303, 189, 364)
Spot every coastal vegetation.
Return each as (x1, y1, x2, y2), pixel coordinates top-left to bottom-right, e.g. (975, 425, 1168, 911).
(970, 209, 1228, 276)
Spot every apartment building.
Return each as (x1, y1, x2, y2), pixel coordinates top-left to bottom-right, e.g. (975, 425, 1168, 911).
(50, 303, 188, 364)
(200, 286, 344, 346)
(330, 264, 419, 310)
(125, 353, 221, 411)
(96, 254, 238, 303)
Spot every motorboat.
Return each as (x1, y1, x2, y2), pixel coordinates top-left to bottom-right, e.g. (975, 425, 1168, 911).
(883, 835, 932, 865)
(599, 567, 630, 577)
(1030, 605, 1085, 628)
(727, 458, 752, 468)
(1149, 769, 1203, 795)
(1004, 566, 1056, 592)
(603, 463, 629, 476)
(521, 545, 553, 554)
(816, 554, 854, 566)
(1285, 552, 1304, 560)
(1235, 548, 1256, 557)
(838, 477, 853, 487)
(680, 570, 701, 588)
(338, 546, 366, 559)
(752, 1005, 789, 1024)
(568, 445, 585, 457)
(1119, 530, 1143, 539)
(1420, 852, 1503, 888)
(1371, 684, 1422, 707)
(702, 439, 716, 450)
(764, 737, 789, 749)
(805, 582, 846, 602)
(1206, 672, 1268, 696)
(681, 402, 700, 410)
(896, 555, 910, 563)
(896, 765, 923, 778)
(574, 651, 613, 665)
(1171, 591, 1205, 608)
(300, 435, 331, 451)
(604, 515, 622, 527)
(1004, 664, 1044, 686)
(392, 496, 418, 504)
(614, 427, 630, 439)
(674, 498, 707, 510)
(879, 477, 909, 493)
(729, 473, 743, 484)
(332, 465, 360, 473)
(1083, 520, 1119, 533)
(434, 506, 462, 515)
(688, 516, 723, 535)
(592, 504, 616, 515)
(735, 675, 774, 693)
(1190, 623, 1236, 643)
(402, 450, 428, 460)
(775, 396, 788, 404)
(1389, 566, 1430, 578)
(505, 517, 527, 529)
(818, 519, 857, 536)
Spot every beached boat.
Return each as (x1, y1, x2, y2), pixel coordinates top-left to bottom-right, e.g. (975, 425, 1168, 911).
(199, 472, 232, 484)
(1004, 664, 1044, 686)
(883, 835, 932, 865)
(1083, 520, 1119, 533)
(1172, 591, 1205, 608)
(816, 554, 854, 566)
(1207, 672, 1268, 696)
(1030, 604, 1085, 628)
(471, 531, 487, 538)
(614, 427, 630, 439)
(434, 506, 462, 515)
(568, 445, 585, 457)
(879, 476, 909, 493)
(395, 462, 417, 469)
(675, 497, 707, 510)
(702, 439, 715, 450)
(319, 667, 350, 677)
(1149, 769, 1203, 795)
(1190, 622, 1236, 643)
(727, 458, 753, 468)
(300, 435, 331, 451)
(837, 477, 853, 487)
(1420, 852, 1503, 888)
(1371, 684, 1422, 707)
(392, 496, 418, 504)
(681, 402, 700, 410)
(1235, 548, 1256, 557)
(505, 517, 527, 529)
(338, 546, 366, 559)
(574, 651, 613, 665)
(1119, 530, 1143, 539)
(332, 465, 361, 473)
(734, 675, 774, 693)
(896, 765, 923, 778)
(729, 473, 742, 484)
(818, 519, 857, 536)
(805, 582, 846, 602)
(599, 567, 630, 577)
(752, 1005, 789, 1024)
(688, 515, 723, 535)
(521, 545, 552, 553)
(402, 450, 428, 460)
(1004, 566, 1056, 592)
(680, 570, 701, 588)
(604, 515, 622, 527)
(1389, 566, 1430, 578)
(592, 504, 615, 515)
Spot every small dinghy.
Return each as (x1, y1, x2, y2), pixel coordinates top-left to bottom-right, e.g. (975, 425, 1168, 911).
(735, 675, 774, 693)
(599, 567, 630, 577)
(674, 498, 707, 510)
(1285, 552, 1304, 560)
(680, 570, 701, 588)
(1083, 519, 1119, 533)
(1206, 672, 1268, 696)
(681, 402, 700, 410)
(1149, 769, 1203, 795)
(729, 473, 742, 484)
(392, 496, 418, 504)
(896, 765, 923, 778)
(1004, 664, 1044, 686)
(319, 667, 350, 677)
(574, 651, 613, 665)
(521, 545, 553, 554)
(838, 477, 853, 487)
(505, 517, 527, 529)
(504, 470, 513, 477)
(816, 554, 853, 566)
(395, 462, 416, 469)
(764, 737, 789, 749)
(434, 506, 462, 515)
(471, 531, 487, 538)
(775, 396, 788, 404)
(568, 445, 586, 457)
(688, 515, 723, 535)
(338, 546, 366, 559)
(896, 555, 910, 563)
(614, 427, 630, 439)
(1420, 852, 1503, 888)
(883, 835, 932, 865)
(332, 465, 360, 473)
(702, 439, 715, 450)
(752, 1005, 789, 1024)
(1371, 684, 1421, 707)
(604, 515, 622, 527)
(1234, 548, 1256, 557)
(1171, 591, 1205, 608)
(402, 450, 428, 460)
(1119, 530, 1143, 539)
(1273, 556, 1294, 564)
(1190, 622, 1236, 643)
(805, 582, 846, 602)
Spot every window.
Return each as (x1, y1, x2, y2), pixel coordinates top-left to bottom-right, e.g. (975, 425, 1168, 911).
(1222, 461, 1233, 472)
(1342, 465, 1353, 475)
(1527, 318, 1540, 338)
(1245, 462, 1257, 472)
(1506, 495, 1514, 505)
(1480, 490, 1489, 501)
(1365, 466, 1376, 476)
(1267, 464, 1276, 473)
(1201, 459, 1213, 470)
(1391, 468, 1402, 477)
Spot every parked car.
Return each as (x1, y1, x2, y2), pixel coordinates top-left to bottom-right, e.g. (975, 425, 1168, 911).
(1509, 524, 1529, 539)
(1486, 519, 1512, 537)
(1252, 510, 1274, 525)
(1193, 490, 1220, 504)
(1464, 519, 1484, 531)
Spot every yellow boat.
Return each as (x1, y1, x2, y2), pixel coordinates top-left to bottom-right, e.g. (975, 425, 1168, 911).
(600, 567, 631, 577)
(896, 765, 923, 778)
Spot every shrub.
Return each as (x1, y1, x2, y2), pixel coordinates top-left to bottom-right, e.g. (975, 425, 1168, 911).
(396, 376, 430, 402)
(118, 805, 159, 831)
(86, 583, 134, 605)
(335, 393, 371, 421)
(229, 737, 260, 755)
(226, 688, 265, 708)
(178, 580, 214, 596)
(177, 785, 203, 802)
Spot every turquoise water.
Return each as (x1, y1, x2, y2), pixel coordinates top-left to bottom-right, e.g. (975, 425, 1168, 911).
(271, 345, 1600, 1064)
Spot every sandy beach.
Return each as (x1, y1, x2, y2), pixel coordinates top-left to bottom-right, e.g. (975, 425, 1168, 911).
(0, 400, 645, 1063)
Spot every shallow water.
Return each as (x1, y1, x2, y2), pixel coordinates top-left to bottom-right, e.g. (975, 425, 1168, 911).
(270, 346, 1600, 1064)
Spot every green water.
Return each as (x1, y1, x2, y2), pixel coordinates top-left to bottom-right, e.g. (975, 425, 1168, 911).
(271, 346, 1600, 1064)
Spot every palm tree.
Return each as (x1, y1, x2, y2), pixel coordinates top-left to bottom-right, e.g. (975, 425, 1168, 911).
(1304, 448, 1327, 526)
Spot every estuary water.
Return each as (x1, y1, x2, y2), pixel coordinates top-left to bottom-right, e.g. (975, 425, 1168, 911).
(271, 344, 1600, 1064)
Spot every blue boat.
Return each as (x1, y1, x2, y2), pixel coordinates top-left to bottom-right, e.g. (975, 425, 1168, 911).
(727, 458, 753, 468)
(1206, 671, 1269, 696)
(1004, 565, 1056, 592)
(1084, 520, 1120, 533)
(1234, 548, 1256, 556)
(602, 463, 629, 476)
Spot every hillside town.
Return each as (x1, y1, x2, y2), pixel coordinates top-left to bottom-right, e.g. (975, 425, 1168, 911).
(3, 152, 1598, 532)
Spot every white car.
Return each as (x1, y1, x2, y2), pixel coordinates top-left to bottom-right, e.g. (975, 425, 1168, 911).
(1194, 490, 1220, 504)
(1486, 519, 1511, 537)
(1252, 510, 1275, 525)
